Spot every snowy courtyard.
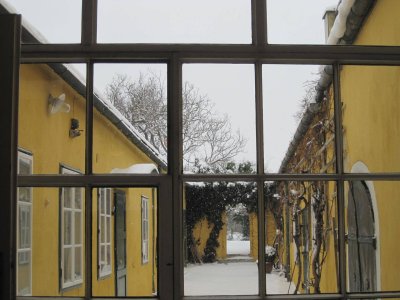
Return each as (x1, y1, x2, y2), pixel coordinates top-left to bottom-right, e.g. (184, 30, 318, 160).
(184, 240, 294, 296)
(184, 261, 294, 296)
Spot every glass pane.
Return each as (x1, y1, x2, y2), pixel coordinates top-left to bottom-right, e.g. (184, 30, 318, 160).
(100, 216, 105, 243)
(341, 65, 400, 172)
(75, 212, 82, 244)
(92, 187, 158, 297)
(64, 247, 73, 283)
(75, 246, 82, 280)
(346, 181, 400, 293)
(267, 0, 400, 46)
(64, 211, 72, 245)
(106, 245, 111, 265)
(18, 205, 31, 249)
(106, 217, 111, 243)
(18, 187, 31, 203)
(100, 189, 105, 214)
(267, 181, 338, 294)
(6, 0, 81, 43)
(18, 64, 86, 174)
(17, 250, 31, 296)
(93, 64, 167, 174)
(102, 245, 106, 263)
(64, 188, 72, 208)
(106, 192, 111, 215)
(75, 188, 82, 209)
(19, 159, 31, 175)
(183, 64, 256, 174)
(263, 65, 335, 173)
(97, 0, 251, 44)
(184, 181, 258, 296)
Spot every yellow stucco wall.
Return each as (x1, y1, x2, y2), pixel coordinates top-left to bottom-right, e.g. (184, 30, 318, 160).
(249, 213, 258, 259)
(126, 188, 157, 296)
(341, 64, 400, 291)
(192, 213, 227, 260)
(340, 0, 400, 291)
(249, 211, 276, 260)
(353, 0, 400, 46)
(19, 64, 159, 296)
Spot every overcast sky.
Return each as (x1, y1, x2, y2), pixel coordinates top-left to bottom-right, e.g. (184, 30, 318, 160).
(9, 0, 339, 172)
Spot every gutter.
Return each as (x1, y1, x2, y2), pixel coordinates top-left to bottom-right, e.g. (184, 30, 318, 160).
(278, 0, 375, 173)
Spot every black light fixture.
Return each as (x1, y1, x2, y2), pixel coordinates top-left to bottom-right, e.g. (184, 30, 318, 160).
(69, 118, 83, 138)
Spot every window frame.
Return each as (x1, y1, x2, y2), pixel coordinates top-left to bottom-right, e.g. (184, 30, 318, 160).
(98, 187, 112, 278)
(7, 1, 400, 300)
(16, 150, 33, 296)
(60, 166, 84, 290)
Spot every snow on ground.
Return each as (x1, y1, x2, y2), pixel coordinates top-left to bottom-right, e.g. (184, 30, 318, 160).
(184, 261, 294, 296)
(227, 240, 250, 255)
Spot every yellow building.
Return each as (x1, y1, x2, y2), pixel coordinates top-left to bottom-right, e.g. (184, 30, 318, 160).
(16, 30, 166, 297)
(275, 0, 400, 294)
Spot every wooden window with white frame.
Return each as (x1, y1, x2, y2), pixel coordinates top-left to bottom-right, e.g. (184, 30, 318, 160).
(141, 195, 149, 264)
(17, 151, 33, 296)
(60, 167, 83, 289)
(98, 188, 112, 278)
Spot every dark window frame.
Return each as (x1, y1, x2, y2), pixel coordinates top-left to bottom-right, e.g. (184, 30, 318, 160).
(6, 1, 400, 299)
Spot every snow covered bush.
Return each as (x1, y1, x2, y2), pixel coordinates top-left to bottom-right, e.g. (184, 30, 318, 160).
(265, 245, 276, 263)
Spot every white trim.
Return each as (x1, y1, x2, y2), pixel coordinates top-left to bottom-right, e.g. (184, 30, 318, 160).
(98, 188, 112, 278)
(60, 167, 83, 289)
(350, 161, 381, 291)
(16, 151, 33, 296)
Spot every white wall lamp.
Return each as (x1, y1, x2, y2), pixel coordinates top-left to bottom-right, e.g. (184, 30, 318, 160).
(48, 93, 70, 114)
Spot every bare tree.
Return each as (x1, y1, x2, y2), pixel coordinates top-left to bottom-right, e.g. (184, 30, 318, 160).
(105, 72, 246, 171)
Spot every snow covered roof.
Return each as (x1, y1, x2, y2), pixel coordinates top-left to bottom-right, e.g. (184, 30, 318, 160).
(326, 0, 356, 45)
(111, 163, 159, 174)
(0, 0, 167, 170)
